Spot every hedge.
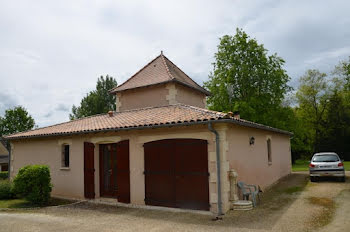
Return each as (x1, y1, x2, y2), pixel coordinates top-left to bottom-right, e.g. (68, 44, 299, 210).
(13, 165, 52, 205)
(0, 171, 8, 180)
(0, 180, 14, 199)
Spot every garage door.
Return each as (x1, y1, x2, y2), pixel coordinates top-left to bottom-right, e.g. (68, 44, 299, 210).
(144, 139, 209, 211)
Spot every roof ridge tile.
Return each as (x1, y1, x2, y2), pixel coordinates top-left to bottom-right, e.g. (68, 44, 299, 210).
(160, 52, 174, 80)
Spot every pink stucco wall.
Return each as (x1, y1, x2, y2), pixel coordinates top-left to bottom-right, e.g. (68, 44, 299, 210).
(175, 84, 206, 108)
(116, 83, 207, 112)
(117, 84, 169, 111)
(227, 124, 291, 190)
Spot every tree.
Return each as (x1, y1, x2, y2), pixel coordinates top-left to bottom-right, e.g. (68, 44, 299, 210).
(295, 69, 330, 154)
(204, 28, 291, 128)
(317, 57, 350, 160)
(70, 75, 117, 120)
(0, 106, 35, 136)
(318, 90, 350, 159)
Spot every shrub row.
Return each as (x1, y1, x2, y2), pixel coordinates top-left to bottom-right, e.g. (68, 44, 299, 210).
(0, 180, 14, 199)
(0, 171, 8, 180)
(13, 165, 52, 205)
(0, 165, 52, 206)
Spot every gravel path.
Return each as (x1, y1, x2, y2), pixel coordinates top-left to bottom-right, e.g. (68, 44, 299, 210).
(0, 172, 349, 232)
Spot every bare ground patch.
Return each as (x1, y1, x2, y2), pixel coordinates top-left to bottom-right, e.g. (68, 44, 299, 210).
(1, 173, 349, 232)
(306, 197, 336, 230)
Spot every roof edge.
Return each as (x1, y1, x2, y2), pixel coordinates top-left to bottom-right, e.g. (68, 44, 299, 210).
(5, 118, 292, 141)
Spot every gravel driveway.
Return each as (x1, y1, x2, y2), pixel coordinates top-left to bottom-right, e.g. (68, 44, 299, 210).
(0, 172, 349, 232)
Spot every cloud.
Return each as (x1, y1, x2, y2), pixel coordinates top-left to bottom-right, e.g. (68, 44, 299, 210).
(44, 112, 53, 118)
(0, 0, 349, 126)
(0, 92, 18, 116)
(55, 104, 70, 112)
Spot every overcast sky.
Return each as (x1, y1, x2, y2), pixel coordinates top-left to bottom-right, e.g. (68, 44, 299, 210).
(1, 0, 350, 127)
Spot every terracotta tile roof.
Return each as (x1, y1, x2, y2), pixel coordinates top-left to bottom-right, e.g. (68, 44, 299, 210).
(110, 52, 210, 95)
(4, 104, 292, 140)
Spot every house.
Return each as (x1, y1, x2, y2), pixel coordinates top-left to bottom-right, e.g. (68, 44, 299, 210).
(0, 141, 9, 172)
(4, 52, 292, 214)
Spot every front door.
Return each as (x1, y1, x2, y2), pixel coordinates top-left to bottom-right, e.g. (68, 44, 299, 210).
(99, 140, 130, 203)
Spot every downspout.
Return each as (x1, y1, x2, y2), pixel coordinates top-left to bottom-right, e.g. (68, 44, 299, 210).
(6, 140, 11, 181)
(208, 122, 223, 216)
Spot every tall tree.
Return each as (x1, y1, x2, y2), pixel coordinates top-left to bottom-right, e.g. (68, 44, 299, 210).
(317, 57, 350, 160)
(204, 28, 291, 127)
(0, 106, 35, 136)
(70, 75, 117, 120)
(295, 69, 330, 154)
(318, 90, 350, 159)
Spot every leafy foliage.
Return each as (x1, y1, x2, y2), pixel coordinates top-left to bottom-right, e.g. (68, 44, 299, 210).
(294, 58, 350, 160)
(0, 171, 8, 180)
(204, 29, 350, 162)
(70, 75, 117, 120)
(13, 165, 52, 205)
(0, 180, 14, 199)
(295, 70, 329, 154)
(0, 106, 35, 137)
(204, 28, 291, 128)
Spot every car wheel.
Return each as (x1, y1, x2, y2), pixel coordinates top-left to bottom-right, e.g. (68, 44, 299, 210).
(340, 176, 346, 182)
(310, 176, 315, 182)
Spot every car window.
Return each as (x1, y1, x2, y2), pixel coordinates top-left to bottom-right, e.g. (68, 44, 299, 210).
(312, 155, 339, 162)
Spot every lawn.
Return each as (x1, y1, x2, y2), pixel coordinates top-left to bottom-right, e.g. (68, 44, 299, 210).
(292, 160, 350, 172)
(0, 197, 75, 209)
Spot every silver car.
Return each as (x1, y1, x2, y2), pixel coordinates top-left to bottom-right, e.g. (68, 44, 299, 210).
(309, 152, 345, 182)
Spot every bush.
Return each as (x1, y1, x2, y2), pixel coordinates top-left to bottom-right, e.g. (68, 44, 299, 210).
(0, 171, 8, 180)
(0, 180, 14, 199)
(13, 165, 52, 205)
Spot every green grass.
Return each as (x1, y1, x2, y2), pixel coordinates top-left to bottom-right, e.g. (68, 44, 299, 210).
(283, 186, 303, 194)
(292, 160, 350, 172)
(0, 198, 32, 208)
(0, 196, 75, 209)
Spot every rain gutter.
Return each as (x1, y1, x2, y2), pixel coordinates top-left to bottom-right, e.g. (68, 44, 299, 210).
(208, 122, 223, 216)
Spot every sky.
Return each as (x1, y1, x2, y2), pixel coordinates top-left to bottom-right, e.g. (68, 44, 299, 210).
(1, 0, 350, 127)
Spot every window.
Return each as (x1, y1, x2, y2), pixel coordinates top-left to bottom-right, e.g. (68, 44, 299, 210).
(312, 154, 339, 162)
(267, 138, 272, 164)
(62, 144, 70, 168)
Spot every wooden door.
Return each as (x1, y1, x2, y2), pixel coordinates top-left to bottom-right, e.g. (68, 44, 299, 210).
(84, 142, 95, 199)
(99, 141, 130, 203)
(100, 144, 116, 197)
(174, 139, 209, 210)
(144, 140, 175, 208)
(144, 139, 209, 211)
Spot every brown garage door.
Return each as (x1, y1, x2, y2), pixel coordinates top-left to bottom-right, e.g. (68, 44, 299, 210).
(144, 139, 209, 211)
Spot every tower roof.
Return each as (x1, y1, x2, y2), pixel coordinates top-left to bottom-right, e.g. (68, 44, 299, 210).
(110, 52, 210, 95)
